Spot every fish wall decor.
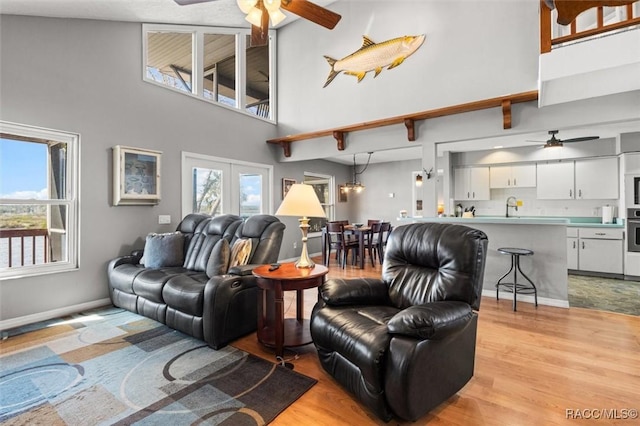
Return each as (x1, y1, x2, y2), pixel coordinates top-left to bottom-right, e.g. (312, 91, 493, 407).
(323, 34, 426, 88)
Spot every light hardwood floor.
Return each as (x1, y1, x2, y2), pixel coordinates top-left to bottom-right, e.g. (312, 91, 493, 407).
(232, 256, 640, 425)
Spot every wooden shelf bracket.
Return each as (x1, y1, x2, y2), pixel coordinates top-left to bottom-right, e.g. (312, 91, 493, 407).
(404, 118, 416, 141)
(333, 131, 345, 151)
(502, 99, 512, 129)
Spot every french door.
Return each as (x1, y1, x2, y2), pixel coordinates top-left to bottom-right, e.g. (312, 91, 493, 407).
(181, 152, 272, 218)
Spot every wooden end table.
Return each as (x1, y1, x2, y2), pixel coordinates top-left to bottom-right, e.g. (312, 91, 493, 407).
(252, 262, 329, 361)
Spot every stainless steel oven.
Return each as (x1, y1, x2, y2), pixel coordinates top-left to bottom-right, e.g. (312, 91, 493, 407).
(625, 175, 640, 207)
(628, 208, 640, 252)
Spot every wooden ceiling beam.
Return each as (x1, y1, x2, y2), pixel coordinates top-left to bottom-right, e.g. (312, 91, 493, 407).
(267, 90, 538, 157)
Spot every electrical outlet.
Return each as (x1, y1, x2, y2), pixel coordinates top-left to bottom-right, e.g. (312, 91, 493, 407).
(158, 215, 171, 224)
(293, 241, 297, 249)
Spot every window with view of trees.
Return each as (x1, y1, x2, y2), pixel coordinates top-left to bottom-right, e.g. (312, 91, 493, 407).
(0, 121, 79, 279)
(144, 24, 275, 121)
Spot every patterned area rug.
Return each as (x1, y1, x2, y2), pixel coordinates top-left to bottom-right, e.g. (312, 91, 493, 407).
(0, 307, 316, 425)
(568, 274, 640, 316)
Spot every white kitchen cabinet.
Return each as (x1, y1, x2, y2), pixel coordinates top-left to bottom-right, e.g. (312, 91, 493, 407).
(490, 164, 536, 189)
(454, 167, 490, 200)
(537, 162, 574, 199)
(575, 157, 618, 199)
(566, 228, 579, 270)
(567, 227, 624, 274)
(537, 158, 619, 200)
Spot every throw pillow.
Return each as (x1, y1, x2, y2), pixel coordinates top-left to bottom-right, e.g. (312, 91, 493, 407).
(206, 238, 231, 277)
(140, 232, 185, 269)
(230, 238, 252, 268)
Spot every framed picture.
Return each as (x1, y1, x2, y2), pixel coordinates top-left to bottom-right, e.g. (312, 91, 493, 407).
(282, 178, 296, 199)
(113, 145, 162, 206)
(338, 185, 348, 202)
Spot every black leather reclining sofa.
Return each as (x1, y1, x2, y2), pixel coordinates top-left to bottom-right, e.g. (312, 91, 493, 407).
(107, 213, 285, 349)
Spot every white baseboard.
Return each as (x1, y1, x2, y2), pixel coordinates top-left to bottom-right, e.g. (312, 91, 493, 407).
(482, 289, 570, 308)
(0, 298, 112, 331)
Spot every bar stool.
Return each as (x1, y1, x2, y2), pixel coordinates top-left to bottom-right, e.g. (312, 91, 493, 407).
(495, 247, 538, 311)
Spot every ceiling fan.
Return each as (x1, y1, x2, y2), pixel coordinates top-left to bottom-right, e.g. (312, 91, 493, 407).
(528, 130, 600, 148)
(174, 0, 342, 47)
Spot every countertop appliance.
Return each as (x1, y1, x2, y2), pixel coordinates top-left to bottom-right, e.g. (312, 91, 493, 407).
(601, 205, 615, 224)
(628, 208, 640, 253)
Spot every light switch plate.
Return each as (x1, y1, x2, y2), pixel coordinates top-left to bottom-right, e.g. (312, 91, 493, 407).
(158, 215, 171, 225)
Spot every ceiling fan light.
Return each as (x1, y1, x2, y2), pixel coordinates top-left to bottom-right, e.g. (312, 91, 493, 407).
(263, 0, 281, 13)
(268, 8, 287, 26)
(245, 7, 263, 27)
(237, 0, 257, 14)
(544, 141, 563, 148)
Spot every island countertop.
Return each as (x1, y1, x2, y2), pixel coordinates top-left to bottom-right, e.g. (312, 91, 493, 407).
(397, 216, 624, 228)
(396, 216, 574, 307)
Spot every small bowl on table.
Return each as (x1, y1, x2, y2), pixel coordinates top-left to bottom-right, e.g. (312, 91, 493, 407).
(353, 223, 364, 228)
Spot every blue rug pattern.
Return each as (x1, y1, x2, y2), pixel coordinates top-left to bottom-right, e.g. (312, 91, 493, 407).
(0, 307, 316, 425)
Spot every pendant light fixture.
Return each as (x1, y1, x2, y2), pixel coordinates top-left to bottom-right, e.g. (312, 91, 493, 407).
(344, 152, 372, 193)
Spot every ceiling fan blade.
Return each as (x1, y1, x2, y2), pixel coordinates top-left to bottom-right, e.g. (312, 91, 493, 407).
(281, 0, 342, 29)
(562, 136, 600, 143)
(173, 0, 217, 5)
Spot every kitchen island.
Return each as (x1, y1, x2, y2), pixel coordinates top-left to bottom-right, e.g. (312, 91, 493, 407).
(398, 216, 624, 307)
(397, 216, 570, 307)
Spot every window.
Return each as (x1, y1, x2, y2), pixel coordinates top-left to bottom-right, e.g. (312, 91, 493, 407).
(303, 173, 335, 234)
(182, 152, 272, 219)
(0, 121, 79, 279)
(143, 24, 276, 121)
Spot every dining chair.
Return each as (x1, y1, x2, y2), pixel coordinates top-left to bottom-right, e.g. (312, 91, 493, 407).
(326, 222, 359, 268)
(373, 222, 392, 263)
(366, 221, 383, 267)
(364, 220, 382, 265)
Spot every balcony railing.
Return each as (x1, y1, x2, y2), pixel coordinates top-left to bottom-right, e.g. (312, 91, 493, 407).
(0, 228, 50, 268)
(540, 1, 640, 53)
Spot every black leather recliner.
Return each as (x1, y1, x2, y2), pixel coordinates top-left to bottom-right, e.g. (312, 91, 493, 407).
(310, 222, 488, 421)
(108, 213, 285, 349)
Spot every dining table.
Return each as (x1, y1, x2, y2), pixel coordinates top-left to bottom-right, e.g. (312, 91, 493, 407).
(321, 224, 372, 269)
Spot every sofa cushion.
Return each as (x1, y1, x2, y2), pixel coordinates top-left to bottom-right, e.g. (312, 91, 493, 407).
(141, 232, 185, 268)
(163, 274, 209, 317)
(230, 238, 252, 268)
(132, 267, 187, 303)
(206, 238, 231, 278)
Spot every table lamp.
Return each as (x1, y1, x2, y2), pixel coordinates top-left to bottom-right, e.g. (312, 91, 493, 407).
(275, 183, 326, 268)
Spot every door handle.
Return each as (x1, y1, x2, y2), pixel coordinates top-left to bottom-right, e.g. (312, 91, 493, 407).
(573, 241, 576, 249)
(578, 189, 582, 198)
(582, 241, 585, 249)
(514, 178, 517, 186)
(508, 178, 511, 186)
(570, 189, 573, 197)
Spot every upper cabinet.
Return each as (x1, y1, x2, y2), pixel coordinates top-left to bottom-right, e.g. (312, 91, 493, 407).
(536, 162, 574, 199)
(575, 157, 618, 200)
(490, 164, 536, 189)
(454, 167, 490, 201)
(537, 157, 618, 200)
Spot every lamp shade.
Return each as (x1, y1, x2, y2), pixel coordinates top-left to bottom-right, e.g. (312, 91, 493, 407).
(237, 0, 257, 14)
(276, 184, 327, 218)
(245, 7, 263, 26)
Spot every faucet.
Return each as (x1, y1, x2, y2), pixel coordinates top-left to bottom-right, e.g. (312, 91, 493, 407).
(506, 196, 518, 218)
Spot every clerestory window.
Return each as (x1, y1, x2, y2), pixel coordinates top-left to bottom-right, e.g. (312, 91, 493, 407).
(143, 24, 275, 122)
(0, 121, 80, 279)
